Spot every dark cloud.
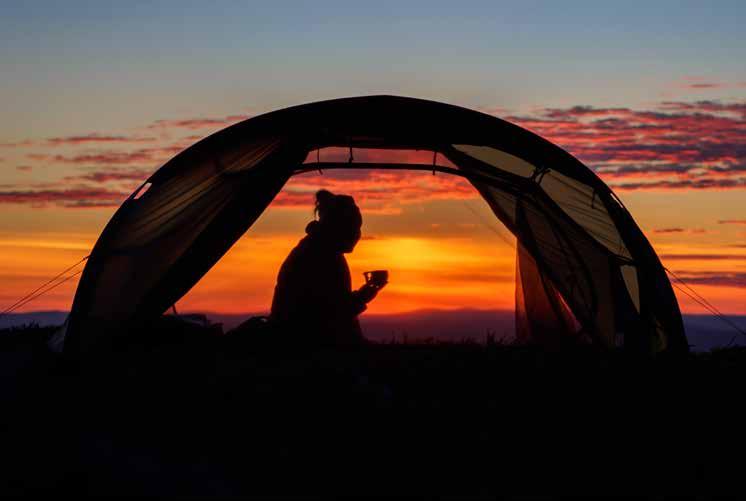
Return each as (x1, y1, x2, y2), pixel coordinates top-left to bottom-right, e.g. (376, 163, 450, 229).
(610, 178, 746, 191)
(660, 100, 746, 116)
(718, 219, 746, 225)
(660, 254, 745, 261)
(684, 83, 725, 89)
(16, 165, 32, 172)
(672, 271, 746, 288)
(653, 227, 712, 235)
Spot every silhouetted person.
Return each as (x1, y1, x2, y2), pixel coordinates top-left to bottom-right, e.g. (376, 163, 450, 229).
(270, 190, 386, 347)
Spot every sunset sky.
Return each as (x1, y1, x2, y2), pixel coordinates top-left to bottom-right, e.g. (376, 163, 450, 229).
(1, 1, 745, 317)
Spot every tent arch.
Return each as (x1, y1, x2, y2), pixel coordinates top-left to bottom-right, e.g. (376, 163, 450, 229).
(60, 95, 687, 355)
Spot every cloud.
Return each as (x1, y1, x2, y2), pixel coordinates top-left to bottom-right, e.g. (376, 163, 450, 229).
(44, 150, 159, 166)
(718, 219, 746, 225)
(672, 271, 746, 288)
(506, 99, 746, 191)
(0, 187, 129, 208)
(653, 227, 712, 235)
(273, 169, 477, 213)
(63, 168, 151, 184)
(46, 134, 156, 146)
(684, 82, 726, 89)
(29, 144, 188, 167)
(0, 140, 34, 148)
(659, 100, 746, 116)
(16, 165, 32, 172)
(660, 254, 745, 261)
(610, 178, 746, 191)
(666, 77, 739, 93)
(8, 97, 746, 211)
(147, 114, 251, 130)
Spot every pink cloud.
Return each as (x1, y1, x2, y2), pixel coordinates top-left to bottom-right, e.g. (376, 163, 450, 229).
(32, 145, 186, 167)
(46, 134, 156, 146)
(63, 168, 151, 184)
(48, 150, 158, 165)
(506, 99, 746, 191)
(274, 170, 477, 213)
(0, 187, 129, 208)
(147, 113, 252, 130)
(0, 139, 34, 148)
(7, 97, 746, 211)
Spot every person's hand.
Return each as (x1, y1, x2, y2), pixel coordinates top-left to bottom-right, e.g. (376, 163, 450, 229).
(357, 281, 387, 304)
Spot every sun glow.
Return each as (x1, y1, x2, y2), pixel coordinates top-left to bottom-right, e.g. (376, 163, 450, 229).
(174, 233, 515, 315)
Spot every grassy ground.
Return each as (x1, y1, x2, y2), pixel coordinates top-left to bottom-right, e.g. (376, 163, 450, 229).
(2, 323, 746, 494)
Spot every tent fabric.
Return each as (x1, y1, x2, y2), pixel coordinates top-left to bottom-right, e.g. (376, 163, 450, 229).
(515, 241, 583, 348)
(60, 95, 687, 356)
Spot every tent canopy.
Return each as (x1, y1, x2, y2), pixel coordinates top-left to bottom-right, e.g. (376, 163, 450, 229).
(60, 95, 687, 355)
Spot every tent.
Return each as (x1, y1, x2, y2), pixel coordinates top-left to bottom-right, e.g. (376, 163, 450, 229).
(57, 95, 687, 356)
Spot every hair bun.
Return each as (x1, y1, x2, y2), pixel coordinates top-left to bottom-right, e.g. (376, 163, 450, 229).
(313, 189, 358, 222)
(316, 189, 335, 205)
(315, 189, 336, 217)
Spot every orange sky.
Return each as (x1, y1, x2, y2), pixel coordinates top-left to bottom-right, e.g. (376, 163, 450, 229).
(3, 2, 746, 321)
(1, 100, 746, 317)
(1, 169, 744, 317)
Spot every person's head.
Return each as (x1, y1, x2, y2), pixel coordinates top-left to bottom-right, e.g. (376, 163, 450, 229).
(311, 189, 362, 253)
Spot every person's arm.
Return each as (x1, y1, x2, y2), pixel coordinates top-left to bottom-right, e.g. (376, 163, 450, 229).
(314, 254, 369, 317)
(352, 282, 385, 307)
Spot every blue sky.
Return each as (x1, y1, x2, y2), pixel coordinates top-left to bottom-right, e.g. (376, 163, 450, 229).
(3, 1, 746, 137)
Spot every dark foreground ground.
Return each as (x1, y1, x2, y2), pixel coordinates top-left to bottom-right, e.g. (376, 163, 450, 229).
(2, 323, 746, 495)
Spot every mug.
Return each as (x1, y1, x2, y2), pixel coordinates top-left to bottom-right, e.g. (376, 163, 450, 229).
(364, 270, 388, 287)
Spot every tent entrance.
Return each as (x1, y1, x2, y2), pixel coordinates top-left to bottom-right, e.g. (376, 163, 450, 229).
(288, 161, 587, 348)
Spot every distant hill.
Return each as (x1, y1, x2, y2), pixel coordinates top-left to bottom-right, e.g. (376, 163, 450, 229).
(0, 311, 68, 329)
(2, 309, 745, 352)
